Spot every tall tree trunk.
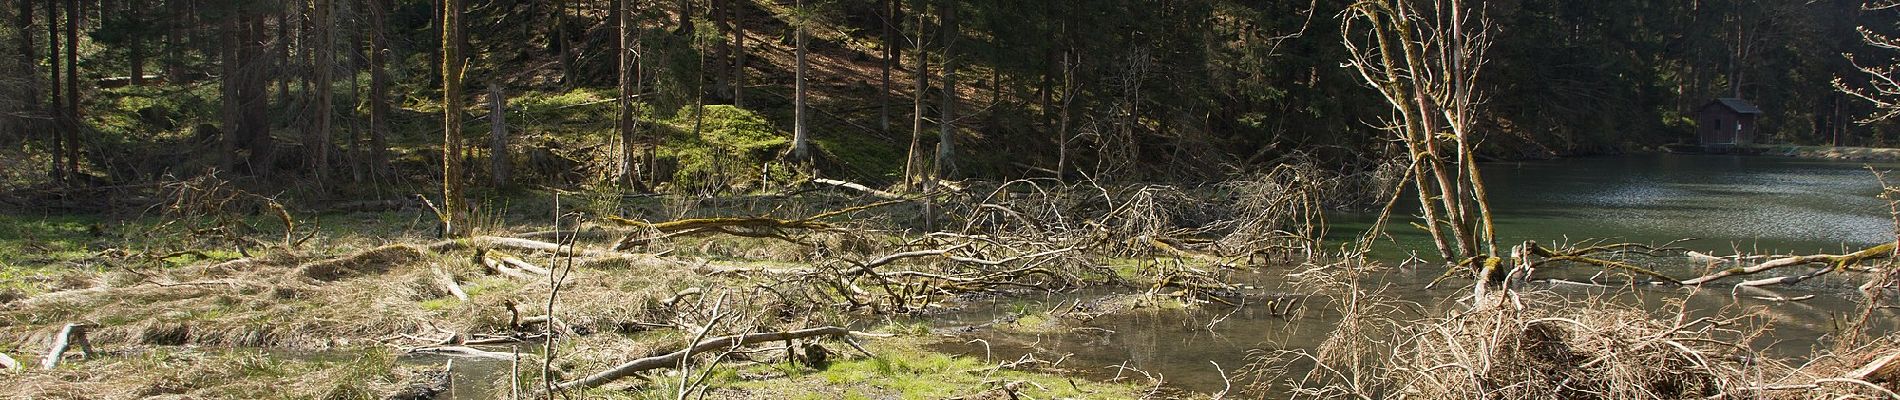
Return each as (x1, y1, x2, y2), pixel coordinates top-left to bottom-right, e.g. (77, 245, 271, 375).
(368, 0, 389, 175)
(902, 0, 925, 191)
(348, 3, 362, 183)
(489, 82, 508, 187)
(731, 0, 744, 106)
(791, 0, 809, 162)
(710, 0, 730, 101)
(441, 0, 466, 237)
(934, 0, 954, 178)
(312, 0, 333, 182)
(45, 0, 62, 180)
(64, 0, 80, 176)
(275, 6, 289, 111)
(217, 0, 235, 173)
(674, 0, 693, 35)
(127, 0, 144, 85)
(878, 0, 893, 134)
(556, 0, 570, 86)
(1055, 50, 1074, 181)
(241, 15, 271, 173)
(17, 0, 35, 148)
(163, 0, 180, 81)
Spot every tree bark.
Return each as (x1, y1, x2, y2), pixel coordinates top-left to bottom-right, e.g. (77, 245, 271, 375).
(442, 0, 466, 237)
(710, 0, 730, 101)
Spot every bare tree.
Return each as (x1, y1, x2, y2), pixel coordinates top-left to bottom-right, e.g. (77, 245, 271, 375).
(1342, 0, 1496, 265)
(1839, 0, 1900, 122)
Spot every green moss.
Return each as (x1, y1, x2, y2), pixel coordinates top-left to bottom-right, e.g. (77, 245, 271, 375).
(656, 105, 796, 191)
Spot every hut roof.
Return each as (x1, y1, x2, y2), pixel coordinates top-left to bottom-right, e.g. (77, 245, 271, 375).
(1703, 98, 1763, 115)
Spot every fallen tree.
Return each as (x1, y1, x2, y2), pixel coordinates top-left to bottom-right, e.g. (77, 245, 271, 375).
(1680, 241, 1897, 287)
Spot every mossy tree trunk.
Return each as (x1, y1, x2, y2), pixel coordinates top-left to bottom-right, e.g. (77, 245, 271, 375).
(442, 0, 467, 237)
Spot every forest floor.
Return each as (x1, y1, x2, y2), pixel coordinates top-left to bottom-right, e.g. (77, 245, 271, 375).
(0, 187, 1197, 399)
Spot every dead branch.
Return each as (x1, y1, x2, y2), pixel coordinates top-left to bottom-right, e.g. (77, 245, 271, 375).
(554, 326, 864, 391)
(0, 352, 19, 370)
(40, 323, 94, 370)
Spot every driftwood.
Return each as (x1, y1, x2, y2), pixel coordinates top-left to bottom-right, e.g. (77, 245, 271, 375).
(554, 326, 862, 391)
(41, 323, 94, 370)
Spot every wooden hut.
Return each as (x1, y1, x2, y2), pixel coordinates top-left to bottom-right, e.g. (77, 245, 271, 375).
(1695, 98, 1763, 146)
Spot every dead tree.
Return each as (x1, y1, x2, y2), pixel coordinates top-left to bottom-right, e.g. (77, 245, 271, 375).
(1342, 0, 1496, 267)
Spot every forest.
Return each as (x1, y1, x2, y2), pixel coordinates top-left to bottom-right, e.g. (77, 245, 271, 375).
(2, 0, 1900, 398)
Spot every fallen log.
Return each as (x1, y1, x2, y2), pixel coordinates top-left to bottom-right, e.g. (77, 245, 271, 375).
(435, 269, 469, 302)
(1680, 241, 1896, 286)
(429, 236, 610, 258)
(809, 178, 904, 200)
(554, 326, 862, 391)
(407, 346, 519, 361)
(604, 199, 912, 249)
(41, 323, 94, 370)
